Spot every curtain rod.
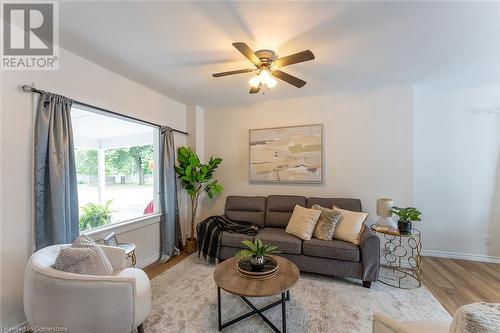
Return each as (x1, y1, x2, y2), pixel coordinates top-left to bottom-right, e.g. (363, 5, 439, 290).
(21, 84, 189, 136)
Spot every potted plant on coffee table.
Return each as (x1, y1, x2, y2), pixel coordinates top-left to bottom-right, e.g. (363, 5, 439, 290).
(175, 146, 223, 254)
(390, 206, 422, 234)
(235, 238, 281, 272)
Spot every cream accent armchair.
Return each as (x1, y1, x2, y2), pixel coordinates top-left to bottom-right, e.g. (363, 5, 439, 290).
(372, 312, 450, 333)
(24, 244, 151, 333)
(373, 303, 500, 333)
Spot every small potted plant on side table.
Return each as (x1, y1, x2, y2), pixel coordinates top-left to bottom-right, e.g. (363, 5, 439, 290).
(235, 238, 280, 272)
(390, 206, 422, 234)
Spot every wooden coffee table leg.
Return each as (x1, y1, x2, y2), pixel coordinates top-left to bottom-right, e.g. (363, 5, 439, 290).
(282, 292, 287, 333)
(217, 287, 222, 331)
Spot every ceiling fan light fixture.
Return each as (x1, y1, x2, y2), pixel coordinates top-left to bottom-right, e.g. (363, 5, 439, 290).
(249, 75, 260, 88)
(266, 76, 277, 88)
(259, 69, 271, 83)
(212, 42, 315, 94)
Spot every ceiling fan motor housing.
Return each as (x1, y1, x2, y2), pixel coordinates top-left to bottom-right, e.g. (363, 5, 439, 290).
(255, 49, 276, 68)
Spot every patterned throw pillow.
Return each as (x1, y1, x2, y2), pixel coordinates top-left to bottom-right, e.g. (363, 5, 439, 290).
(311, 204, 342, 241)
(72, 234, 98, 248)
(53, 235, 113, 276)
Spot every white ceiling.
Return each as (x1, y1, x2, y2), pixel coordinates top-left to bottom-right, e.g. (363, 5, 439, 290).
(72, 106, 154, 147)
(59, 1, 500, 108)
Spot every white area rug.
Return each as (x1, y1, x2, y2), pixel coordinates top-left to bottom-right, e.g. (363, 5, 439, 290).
(144, 254, 451, 332)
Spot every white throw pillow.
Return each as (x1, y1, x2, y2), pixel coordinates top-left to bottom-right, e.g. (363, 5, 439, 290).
(285, 205, 321, 240)
(333, 208, 368, 245)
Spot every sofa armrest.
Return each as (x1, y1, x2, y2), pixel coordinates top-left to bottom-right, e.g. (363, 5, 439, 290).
(359, 225, 380, 281)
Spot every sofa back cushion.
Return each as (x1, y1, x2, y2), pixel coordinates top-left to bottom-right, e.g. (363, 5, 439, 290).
(225, 195, 267, 226)
(307, 197, 362, 212)
(266, 195, 307, 228)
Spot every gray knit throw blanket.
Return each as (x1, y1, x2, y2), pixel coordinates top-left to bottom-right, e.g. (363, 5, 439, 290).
(196, 215, 259, 264)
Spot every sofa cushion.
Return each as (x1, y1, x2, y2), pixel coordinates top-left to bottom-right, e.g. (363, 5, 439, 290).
(307, 197, 362, 212)
(266, 195, 307, 228)
(225, 196, 267, 226)
(257, 227, 302, 255)
(303, 238, 360, 262)
(220, 231, 254, 248)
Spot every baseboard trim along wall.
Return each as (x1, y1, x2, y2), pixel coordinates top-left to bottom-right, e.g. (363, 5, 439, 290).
(422, 250, 500, 264)
(137, 253, 161, 269)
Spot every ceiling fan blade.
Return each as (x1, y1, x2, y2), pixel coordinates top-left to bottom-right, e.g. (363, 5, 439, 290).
(233, 42, 262, 66)
(274, 50, 315, 67)
(273, 70, 307, 88)
(212, 69, 255, 77)
(249, 85, 260, 94)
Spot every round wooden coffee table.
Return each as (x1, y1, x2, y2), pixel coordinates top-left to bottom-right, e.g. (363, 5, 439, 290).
(214, 255, 299, 333)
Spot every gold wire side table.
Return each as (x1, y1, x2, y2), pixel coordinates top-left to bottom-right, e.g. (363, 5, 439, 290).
(371, 225, 422, 289)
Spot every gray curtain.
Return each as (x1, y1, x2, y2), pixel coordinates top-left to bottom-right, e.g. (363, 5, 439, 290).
(34, 93, 79, 250)
(159, 127, 182, 262)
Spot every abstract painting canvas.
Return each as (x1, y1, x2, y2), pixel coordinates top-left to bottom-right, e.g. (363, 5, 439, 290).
(249, 124, 323, 183)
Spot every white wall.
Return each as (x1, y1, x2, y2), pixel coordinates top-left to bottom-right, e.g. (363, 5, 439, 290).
(201, 87, 415, 223)
(0, 48, 188, 327)
(414, 84, 500, 260)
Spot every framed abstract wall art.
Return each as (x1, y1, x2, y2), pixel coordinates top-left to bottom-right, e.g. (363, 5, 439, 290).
(249, 124, 323, 183)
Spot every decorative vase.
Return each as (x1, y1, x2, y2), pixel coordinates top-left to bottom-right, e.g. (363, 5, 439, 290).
(185, 237, 198, 254)
(398, 221, 412, 234)
(249, 255, 266, 272)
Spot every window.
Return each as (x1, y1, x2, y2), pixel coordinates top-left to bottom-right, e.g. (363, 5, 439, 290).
(72, 105, 159, 232)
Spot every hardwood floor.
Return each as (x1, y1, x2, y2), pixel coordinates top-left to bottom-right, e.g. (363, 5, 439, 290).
(422, 256, 500, 315)
(143, 253, 500, 316)
(144, 250, 190, 279)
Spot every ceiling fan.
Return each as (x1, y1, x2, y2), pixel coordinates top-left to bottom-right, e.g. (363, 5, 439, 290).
(212, 42, 315, 94)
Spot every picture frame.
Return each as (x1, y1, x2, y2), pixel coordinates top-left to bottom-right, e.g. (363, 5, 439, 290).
(249, 124, 324, 183)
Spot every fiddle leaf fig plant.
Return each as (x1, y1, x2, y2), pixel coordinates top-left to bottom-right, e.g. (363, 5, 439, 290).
(235, 237, 281, 259)
(390, 206, 422, 222)
(175, 146, 223, 239)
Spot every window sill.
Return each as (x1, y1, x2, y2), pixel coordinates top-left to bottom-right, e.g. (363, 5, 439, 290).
(83, 213, 161, 240)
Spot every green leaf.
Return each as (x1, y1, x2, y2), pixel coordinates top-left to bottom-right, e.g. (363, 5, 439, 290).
(241, 240, 257, 252)
(178, 146, 189, 157)
(235, 250, 254, 259)
(189, 154, 200, 167)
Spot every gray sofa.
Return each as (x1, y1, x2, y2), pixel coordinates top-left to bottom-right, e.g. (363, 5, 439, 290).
(218, 195, 380, 288)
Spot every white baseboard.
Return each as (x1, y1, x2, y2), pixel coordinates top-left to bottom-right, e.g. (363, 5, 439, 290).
(422, 250, 500, 264)
(137, 253, 160, 269)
